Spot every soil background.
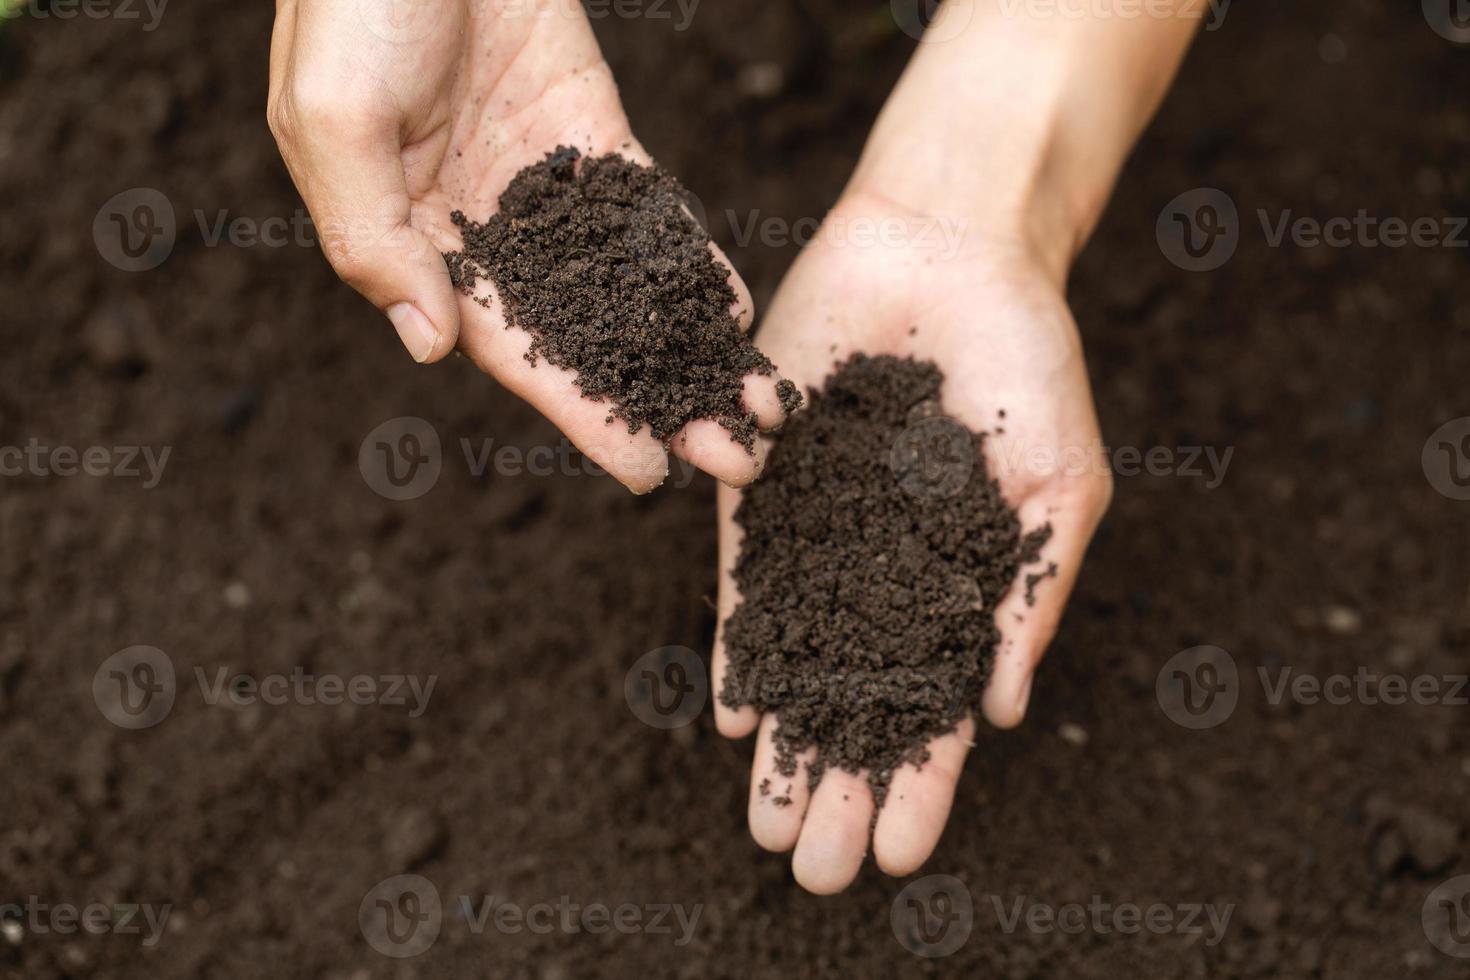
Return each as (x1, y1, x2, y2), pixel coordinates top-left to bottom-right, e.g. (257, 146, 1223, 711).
(2, 1, 1469, 978)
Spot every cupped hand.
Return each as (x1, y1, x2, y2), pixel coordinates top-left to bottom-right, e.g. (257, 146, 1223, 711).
(711, 193, 1113, 894)
(268, 0, 789, 492)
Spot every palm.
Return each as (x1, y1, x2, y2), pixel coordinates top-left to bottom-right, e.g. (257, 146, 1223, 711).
(406, 11, 641, 248)
(338, 3, 776, 490)
(712, 194, 1110, 893)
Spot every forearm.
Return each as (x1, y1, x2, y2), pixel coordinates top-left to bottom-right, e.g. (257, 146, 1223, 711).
(847, 0, 1201, 280)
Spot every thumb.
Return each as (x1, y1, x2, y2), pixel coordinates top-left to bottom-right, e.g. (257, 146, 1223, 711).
(271, 98, 460, 363)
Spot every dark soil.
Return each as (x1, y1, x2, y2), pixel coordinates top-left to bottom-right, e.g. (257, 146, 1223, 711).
(720, 355, 1045, 806)
(2, 2, 1468, 979)
(446, 146, 797, 448)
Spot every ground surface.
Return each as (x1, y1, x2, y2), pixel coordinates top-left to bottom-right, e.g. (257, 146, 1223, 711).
(1, 1, 1468, 978)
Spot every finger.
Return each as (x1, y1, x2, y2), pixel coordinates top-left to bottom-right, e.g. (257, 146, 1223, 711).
(708, 239, 755, 332)
(982, 482, 1109, 728)
(267, 1, 297, 99)
(792, 767, 874, 895)
(703, 215, 792, 435)
(455, 289, 669, 494)
(713, 484, 760, 736)
(743, 373, 794, 432)
(748, 714, 814, 853)
(669, 423, 770, 489)
(872, 720, 974, 876)
(269, 84, 460, 364)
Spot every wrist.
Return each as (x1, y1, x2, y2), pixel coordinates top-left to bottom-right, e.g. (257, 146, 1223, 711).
(845, 6, 1199, 285)
(845, 126, 1088, 290)
(846, 71, 1095, 287)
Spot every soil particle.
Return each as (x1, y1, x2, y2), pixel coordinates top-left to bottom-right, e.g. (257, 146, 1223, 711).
(719, 355, 1048, 807)
(1365, 795, 1460, 875)
(382, 806, 448, 871)
(80, 297, 154, 377)
(1025, 561, 1059, 606)
(1058, 722, 1089, 747)
(445, 147, 797, 448)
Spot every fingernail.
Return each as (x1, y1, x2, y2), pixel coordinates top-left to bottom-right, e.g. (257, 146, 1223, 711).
(386, 302, 438, 363)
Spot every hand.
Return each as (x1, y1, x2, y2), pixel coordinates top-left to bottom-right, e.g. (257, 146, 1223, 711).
(711, 193, 1113, 893)
(267, 0, 790, 492)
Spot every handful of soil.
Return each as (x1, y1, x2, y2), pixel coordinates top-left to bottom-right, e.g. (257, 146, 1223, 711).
(719, 354, 1050, 806)
(444, 147, 799, 449)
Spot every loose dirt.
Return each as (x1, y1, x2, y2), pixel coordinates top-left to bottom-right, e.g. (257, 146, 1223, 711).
(720, 354, 1048, 805)
(446, 147, 799, 449)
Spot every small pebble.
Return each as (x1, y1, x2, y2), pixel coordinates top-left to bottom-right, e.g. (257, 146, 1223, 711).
(1324, 606, 1361, 635)
(736, 62, 784, 98)
(1319, 33, 1348, 64)
(1059, 723, 1089, 747)
(223, 581, 251, 609)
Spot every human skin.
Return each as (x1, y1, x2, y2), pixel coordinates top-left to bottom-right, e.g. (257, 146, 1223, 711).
(266, 0, 792, 494)
(711, 2, 1202, 894)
